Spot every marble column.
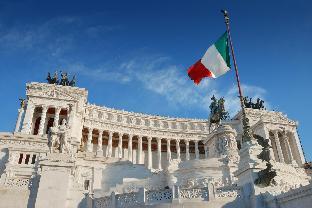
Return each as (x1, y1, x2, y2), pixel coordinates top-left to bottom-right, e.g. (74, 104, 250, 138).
(157, 138, 162, 170)
(273, 130, 284, 163)
(138, 135, 143, 164)
(264, 127, 275, 161)
(118, 133, 123, 158)
(21, 102, 35, 134)
(38, 105, 48, 136)
(87, 128, 93, 152)
(176, 139, 181, 160)
(67, 104, 74, 127)
(147, 137, 152, 169)
(185, 140, 190, 160)
(97, 130, 103, 156)
(284, 133, 294, 164)
(290, 130, 305, 165)
(167, 139, 171, 161)
(204, 146, 209, 159)
(53, 107, 62, 127)
(195, 141, 199, 160)
(14, 107, 25, 132)
(128, 134, 133, 162)
(107, 131, 113, 157)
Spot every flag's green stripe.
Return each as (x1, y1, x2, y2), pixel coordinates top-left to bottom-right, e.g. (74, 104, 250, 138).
(214, 32, 231, 67)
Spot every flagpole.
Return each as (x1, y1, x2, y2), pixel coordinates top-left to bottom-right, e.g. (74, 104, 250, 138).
(221, 10, 253, 143)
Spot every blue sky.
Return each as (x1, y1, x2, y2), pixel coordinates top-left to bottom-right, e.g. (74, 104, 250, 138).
(0, 0, 311, 160)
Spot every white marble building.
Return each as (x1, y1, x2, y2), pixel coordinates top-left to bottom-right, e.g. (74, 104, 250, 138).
(0, 81, 311, 208)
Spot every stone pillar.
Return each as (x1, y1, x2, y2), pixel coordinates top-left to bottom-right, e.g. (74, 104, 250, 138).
(128, 134, 133, 162)
(87, 128, 93, 152)
(38, 105, 48, 136)
(291, 130, 305, 165)
(147, 137, 152, 169)
(118, 133, 123, 158)
(14, 107, 25, 132)
(21, 102, 35, 134)
(157, 138, 162, 170)
(185, 140, 190, 160)
(264, 127, 275, 161)
(273, 130, 284, 163)
(67, 104, 74, 127)
(35, 154, 75, 208)
(176, 139, 181, 160)
(138, 135, 143, 164)
(97, 130, 103, 156)
(204, 146, 209, 159)
(53, 107, 62, 127)
(107, 131, 113, 157)
(195, 141, 199, 159)
(284, 133, 294, 164)
(167, 139, 171, 161)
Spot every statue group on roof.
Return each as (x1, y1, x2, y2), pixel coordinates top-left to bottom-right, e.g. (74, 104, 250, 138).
(46, 71, 76, 87)
(243, 96, 265, 110)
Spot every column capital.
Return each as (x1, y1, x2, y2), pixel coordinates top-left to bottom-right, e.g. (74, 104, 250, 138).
(147, 136, 152, 141)
(156, 137, 162, 142)
(176, 139, 180, 143)
(41, 105, 49, 111)
(119, 132, 123, 137)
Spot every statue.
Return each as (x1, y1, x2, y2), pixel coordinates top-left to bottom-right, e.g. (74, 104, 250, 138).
(52, 71, 58, 84)
(69, 75, 76, 87)
(47, 119, 71, 153)
(254, 134, 277, 186)
(18, 98, 26, 108)
(243, 96, 265, 110)
(46, 72, 52, 84)
(209, 95, 230, 131)
(59, 71, 69, 86)
(46, 71, 77, 87)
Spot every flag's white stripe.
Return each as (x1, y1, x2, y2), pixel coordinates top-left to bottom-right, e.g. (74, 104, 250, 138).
(200, 44, 230, 78)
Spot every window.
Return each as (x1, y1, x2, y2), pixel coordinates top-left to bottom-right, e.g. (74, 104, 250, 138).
(25, 154, 30, 164)
(18, 153, 23, 164)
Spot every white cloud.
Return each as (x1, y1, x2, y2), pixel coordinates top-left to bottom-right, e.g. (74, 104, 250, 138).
(68, 55, 269, 117)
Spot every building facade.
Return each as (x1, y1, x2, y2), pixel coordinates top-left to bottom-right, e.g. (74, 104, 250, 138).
(0, 82, 311, 208)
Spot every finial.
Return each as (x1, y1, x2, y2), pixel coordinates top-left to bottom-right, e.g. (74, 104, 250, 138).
(221, 9, 230, 25)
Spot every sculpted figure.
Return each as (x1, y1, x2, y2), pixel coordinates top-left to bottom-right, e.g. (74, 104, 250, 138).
(69, 75, 76, 87)
(58, 119, 70, 153)
(46, 72, 52, 84)
(59, 71, 69, 86)
(18, 98, 26, 108)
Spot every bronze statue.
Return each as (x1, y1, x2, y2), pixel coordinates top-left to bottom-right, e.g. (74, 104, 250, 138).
(46, 71, 77, 87)
(254, 134, 277, 187)
(59, 71, 69, 86)
(243, 96, 265, 110)
(209, 95, 230, 131)
(18, 98, 26, 108)
(69, 75, 76, 87)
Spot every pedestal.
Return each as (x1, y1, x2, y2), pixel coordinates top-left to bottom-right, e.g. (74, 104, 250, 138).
(35, 153, 75, 208)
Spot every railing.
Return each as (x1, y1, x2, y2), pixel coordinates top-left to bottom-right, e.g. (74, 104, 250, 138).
(93, 184, 241, 208)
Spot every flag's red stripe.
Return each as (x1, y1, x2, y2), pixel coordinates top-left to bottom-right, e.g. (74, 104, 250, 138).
(187, 59, 213, 84)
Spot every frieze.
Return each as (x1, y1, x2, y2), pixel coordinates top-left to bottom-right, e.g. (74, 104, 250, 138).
(26, 82, 87, 103)
(83, 119, 205, 140)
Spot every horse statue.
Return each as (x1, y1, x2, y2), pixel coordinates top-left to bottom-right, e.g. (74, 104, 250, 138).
(208, 95, 230, 132)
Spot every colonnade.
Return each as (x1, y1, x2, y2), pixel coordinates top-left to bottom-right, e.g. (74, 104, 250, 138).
(83, 127, 206, 169)
(18, 104, 72, 136)
(269, 129, 301, 165)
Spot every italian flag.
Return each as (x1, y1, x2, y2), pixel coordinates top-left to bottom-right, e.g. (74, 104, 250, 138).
(187, 32, 231, 84)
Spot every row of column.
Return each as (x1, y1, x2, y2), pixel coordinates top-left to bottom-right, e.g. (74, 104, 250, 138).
(271, 130, 295, 164)
(85, 128, 203, 169)
(18, 102, 72, 136)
